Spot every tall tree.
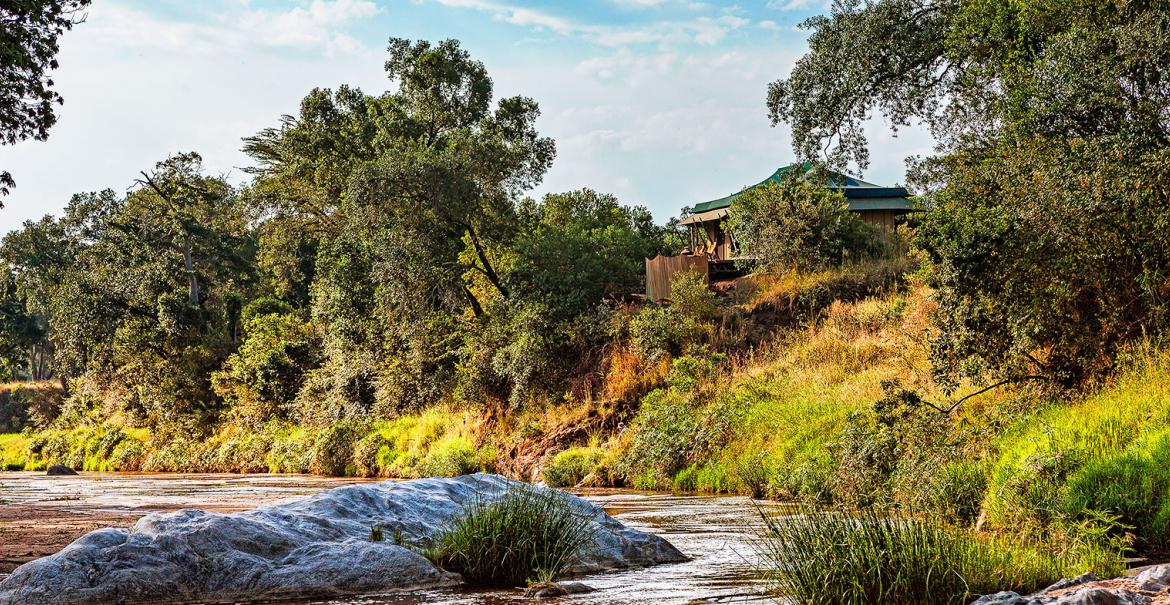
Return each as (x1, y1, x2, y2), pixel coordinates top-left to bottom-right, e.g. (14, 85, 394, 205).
(768, 0, 1170, 384)
(0, 0, 91, 195)
(243, 38, 555, 416)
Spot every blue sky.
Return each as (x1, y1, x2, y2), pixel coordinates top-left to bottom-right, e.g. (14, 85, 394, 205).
(0, 0, 933, 233)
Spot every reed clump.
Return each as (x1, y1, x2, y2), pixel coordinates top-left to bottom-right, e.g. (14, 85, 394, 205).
(756, 506, 1123, 605)
(430, 484, 596, 587)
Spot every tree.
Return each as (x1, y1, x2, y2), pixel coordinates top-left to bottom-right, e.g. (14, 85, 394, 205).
(244, 38, 555, 415)
(768, 1, 1170, 384)
(726, 180, 885, 272)
(0, 153, 256, 424)
(1, 0, 91, 195)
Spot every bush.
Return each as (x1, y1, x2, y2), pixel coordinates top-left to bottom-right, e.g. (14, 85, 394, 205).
(624, 305, 699, 363)
(310, 421, 365, 476)
(431, 483, 596, 586)
(727, 179, 890, 273)
(757, 507, 1123, 605)
(543, 447, 603, 487)
(620, 352, 736, 487)
(419, 436, 486, 477)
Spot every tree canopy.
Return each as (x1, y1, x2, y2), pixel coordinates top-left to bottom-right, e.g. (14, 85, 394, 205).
(0, 0, 91, 196)
(769, 0, 1170, 385)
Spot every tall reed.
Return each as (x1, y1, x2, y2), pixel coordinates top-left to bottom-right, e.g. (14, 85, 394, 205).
(756, 506, 1122, 605)
(430, 484, 596, 586)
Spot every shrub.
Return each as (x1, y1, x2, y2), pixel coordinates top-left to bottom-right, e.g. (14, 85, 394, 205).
(310, 421, 365, 476)
(431, 484, 596, 586)
(757, 507, 1123, 605)
(419, 436, 484, 477)
(625, 305, 699, 363)
(727, 179, 890, 273)
(352, 431, 390, 477)
(668, 270, 718, 320)
(543, 447, 603, 487)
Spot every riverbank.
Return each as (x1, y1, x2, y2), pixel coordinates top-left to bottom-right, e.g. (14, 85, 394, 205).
(6, 282, 1170, 564)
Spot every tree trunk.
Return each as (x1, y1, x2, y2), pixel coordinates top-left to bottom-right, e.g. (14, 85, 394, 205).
(183, 236, 201, 305)
(465, 223, 508, 298)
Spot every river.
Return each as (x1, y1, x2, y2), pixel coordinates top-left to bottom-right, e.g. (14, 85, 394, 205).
(0, 473, 786, 604)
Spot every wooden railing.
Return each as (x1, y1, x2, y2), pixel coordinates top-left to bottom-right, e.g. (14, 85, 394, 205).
(645, 254, 708, 302)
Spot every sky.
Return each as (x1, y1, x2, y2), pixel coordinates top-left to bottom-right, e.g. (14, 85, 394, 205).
(0, 0, 934, 234)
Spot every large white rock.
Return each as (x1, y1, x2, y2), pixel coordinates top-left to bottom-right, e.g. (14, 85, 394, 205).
(0, 473, 686, 604)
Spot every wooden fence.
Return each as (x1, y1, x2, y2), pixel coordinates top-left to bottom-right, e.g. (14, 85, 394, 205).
(645, 254, 708, 302)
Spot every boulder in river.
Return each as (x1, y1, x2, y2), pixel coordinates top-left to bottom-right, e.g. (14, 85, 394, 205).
(0, 473, 686, 605)
(44, 464, 77, 476)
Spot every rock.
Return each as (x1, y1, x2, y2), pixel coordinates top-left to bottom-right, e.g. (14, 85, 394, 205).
(1043, 573, 1101, 594)
(1053, 587, 1149, 605)
(44, 464, 77, 476)
(971, 591, 1027, 605)
(0, 473, 686, 605)
(1135, 565, 1170, 591)
(559, 581, 595, 594)
(528, 581, 594, 598)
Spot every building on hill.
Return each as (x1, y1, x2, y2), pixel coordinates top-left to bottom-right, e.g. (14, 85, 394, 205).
(645, 163, 915, 301)
(677, 162, 915, 262)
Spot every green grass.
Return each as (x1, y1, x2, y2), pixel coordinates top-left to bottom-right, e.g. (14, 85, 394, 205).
(430, 483, 596, 587)
(543, 447, 604, 487)
(983, 349, 1170, 546)
(757, 507, 1122, 605)
(0, 433, 32, 470)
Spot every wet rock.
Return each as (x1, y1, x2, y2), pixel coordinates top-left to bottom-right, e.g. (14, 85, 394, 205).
(1044, 573, 1101, 593)
(971, 591, 1028, 605)
(527, 581, 595, 598)
(1052, 587, 1149, 605)
(0, 473, 685, 605)
(44, 464, 77, 476)
(1135, 565, 1170, 591)
(560, 581, 595, 595)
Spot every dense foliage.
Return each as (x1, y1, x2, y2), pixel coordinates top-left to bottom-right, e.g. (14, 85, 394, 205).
(0, 0, 91, 195)
(0, 39, 672, 435)
(770, 0, 1170, 385)
(726, 180, 887, 271)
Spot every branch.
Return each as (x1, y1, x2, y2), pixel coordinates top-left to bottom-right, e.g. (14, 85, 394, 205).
(921, 375, 1050, 415)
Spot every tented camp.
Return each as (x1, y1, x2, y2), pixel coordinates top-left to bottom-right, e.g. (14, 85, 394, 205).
(677, 163, 915, 262)
(646, 163, 915, 300)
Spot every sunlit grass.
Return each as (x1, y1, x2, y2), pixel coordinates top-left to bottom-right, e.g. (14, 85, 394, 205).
(757, 507, 1122, 605)
(430, 483, 596, 586)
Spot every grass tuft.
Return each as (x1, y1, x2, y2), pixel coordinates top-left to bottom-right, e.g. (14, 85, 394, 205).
(756, 506, 1123, 605)
(430, 483, 596, 587)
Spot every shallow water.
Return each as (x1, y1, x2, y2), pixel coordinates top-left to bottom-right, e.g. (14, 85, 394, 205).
(0, 473, 786, 604)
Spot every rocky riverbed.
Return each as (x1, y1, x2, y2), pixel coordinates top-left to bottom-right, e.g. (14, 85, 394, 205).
(0, 474, 687, 605)
(975, 567, 1170, 605)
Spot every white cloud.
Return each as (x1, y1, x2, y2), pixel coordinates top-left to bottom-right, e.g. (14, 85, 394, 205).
(767, 0, 830, 11)
(758, 19, 781, 30)
(238, 0, 381, 55)
(82, 0, 380, 56)
(430, 0, 751, 47)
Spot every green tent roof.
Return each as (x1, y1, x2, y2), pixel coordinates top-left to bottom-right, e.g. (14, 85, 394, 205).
(690, 163, 915, 214)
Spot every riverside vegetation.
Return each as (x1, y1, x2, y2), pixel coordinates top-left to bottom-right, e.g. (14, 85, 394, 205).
(4, 1, 1170, 604)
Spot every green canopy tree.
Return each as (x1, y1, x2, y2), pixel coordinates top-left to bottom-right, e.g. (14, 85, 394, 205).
(1, 0, 91, 196)
(769, 0, 1170, 385)
(1, 153, 256, 425)
(244, 38, 555, 417)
